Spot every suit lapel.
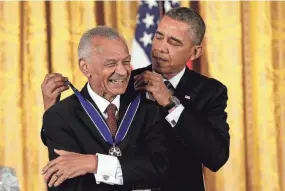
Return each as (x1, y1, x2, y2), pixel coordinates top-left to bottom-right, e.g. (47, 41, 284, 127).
(174, 68, 200, 107)
(75, 84, 110, 152)
(145, 64, 152, 71)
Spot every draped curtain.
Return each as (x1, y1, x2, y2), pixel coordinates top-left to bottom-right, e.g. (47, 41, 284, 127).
(200, 2, 285, 191)
(0, 1, 284, 191)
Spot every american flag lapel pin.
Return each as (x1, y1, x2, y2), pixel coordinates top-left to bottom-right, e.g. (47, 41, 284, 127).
(185, 95, 191, 100)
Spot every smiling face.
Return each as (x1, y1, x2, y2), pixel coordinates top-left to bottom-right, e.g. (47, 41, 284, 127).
(80, 36, 131, 101)
(151, 16, 202, 79)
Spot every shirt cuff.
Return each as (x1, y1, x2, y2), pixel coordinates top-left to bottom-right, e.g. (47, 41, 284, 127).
(165, 104, 184, 127)
(94, 153, 123, 185)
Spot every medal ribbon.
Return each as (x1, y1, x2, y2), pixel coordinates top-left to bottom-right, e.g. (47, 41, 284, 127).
(67, 81, 141, 145)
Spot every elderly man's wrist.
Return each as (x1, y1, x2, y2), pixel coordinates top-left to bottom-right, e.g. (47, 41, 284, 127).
(86, 155, 98, 174)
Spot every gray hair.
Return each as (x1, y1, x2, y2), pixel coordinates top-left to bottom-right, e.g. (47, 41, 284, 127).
(165, 7, 206, 45)
(78, 26, 122, 60)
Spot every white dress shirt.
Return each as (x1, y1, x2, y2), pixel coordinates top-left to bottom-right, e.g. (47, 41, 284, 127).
(146, 67, 186, 127)
(87, 83, 123, 185)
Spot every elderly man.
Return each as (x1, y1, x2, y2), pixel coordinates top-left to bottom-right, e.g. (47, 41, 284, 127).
(41, 26, 169, 191)
(42, 7, 230, 191)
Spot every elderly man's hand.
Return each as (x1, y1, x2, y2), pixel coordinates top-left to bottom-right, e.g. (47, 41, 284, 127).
(134, 71, 172, 106)
(41, 73, 69, 111)
(41, 149, 97, 187)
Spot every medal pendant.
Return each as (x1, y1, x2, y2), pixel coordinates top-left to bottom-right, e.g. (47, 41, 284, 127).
(108, 146, 122, 156)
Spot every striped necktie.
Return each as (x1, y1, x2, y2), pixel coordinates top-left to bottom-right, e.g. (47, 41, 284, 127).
(164, 80, 175, 93)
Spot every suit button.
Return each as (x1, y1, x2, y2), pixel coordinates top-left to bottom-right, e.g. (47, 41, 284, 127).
(103, 175, 109, 181)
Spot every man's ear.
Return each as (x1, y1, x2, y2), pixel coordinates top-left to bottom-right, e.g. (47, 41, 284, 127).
(190, 45, 203, 61)
(79, 59, 91, 78)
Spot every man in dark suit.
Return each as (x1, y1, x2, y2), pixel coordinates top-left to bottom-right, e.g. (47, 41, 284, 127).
(41, 7, 230, 191)
(131, 8, 230, 191)
(41, 26, 169, 191)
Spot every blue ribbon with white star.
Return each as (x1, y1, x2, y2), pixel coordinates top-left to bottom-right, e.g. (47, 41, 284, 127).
(67, 81, 141, 145)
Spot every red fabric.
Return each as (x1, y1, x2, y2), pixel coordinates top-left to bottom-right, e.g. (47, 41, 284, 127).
(186, 60, 192, 70)
(105, 103, 118, 136)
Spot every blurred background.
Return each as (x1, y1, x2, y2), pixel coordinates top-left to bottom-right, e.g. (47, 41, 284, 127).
(0, 1, 284, 191)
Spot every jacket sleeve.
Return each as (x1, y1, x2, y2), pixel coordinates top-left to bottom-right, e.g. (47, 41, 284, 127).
(118, 105, 170, 189)
(41, 108, 86, 191)
(173, 82, 230, 172)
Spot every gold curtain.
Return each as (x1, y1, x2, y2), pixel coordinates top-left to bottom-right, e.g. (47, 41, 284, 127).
(199, 2, 246, 191)
(0, 1, 284, 191)
(200, 1, 285, 191)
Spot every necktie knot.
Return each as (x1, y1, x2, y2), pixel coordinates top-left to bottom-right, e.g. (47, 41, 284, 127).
(164, 80, 175, 92)
(105, 103, 117, 116)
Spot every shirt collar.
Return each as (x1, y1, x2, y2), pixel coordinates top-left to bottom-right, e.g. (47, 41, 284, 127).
(87, 83, 120, 114)
(152, 67, 185, 89)
(167, 67, 185, 88)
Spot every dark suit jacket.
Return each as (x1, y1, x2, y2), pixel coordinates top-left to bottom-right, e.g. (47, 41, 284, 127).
(41, 84, 170, 191)
(129, 66, 230, 191)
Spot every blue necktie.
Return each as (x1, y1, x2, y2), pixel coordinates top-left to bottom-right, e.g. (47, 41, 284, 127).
(164, 80, 175, 93)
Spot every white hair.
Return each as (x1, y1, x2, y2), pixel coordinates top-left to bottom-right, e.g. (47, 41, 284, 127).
(77, 26, 123, 60)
